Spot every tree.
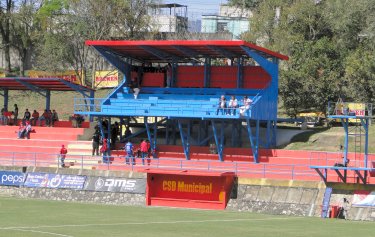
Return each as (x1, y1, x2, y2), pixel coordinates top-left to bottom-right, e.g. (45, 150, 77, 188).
(10, 0, 43, 76)
(0, 0, 13, 73)
(35, 0, 154, 86)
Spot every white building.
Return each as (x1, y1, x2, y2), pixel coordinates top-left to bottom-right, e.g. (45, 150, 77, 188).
(201, 5, 251, 39)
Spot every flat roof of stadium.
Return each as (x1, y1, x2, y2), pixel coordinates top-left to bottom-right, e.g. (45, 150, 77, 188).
(85, 40, 289, 62)
(0, 77, 94, 91)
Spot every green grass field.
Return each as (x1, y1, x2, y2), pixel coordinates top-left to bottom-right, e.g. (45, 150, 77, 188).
(0, 197, 374, 237)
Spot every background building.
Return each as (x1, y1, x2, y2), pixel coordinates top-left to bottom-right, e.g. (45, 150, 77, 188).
(201, 5, 251, 39)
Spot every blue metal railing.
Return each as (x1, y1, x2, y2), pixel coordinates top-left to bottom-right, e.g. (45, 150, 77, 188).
(0, 151, 319, 180)
(74, 97, 254, 118)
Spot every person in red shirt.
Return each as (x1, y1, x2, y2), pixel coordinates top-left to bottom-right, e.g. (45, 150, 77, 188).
(30, 110, 39, 126)
(100, 138, 109, 163)
(140, 139, 150, 165)
(60, 145, 68, 168)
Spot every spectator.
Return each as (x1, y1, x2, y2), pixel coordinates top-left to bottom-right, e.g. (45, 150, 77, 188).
(124, 126, 132, 138)
(0, 108, 6, 125)
(60, 144, 68, 168)
(140, 139, 149, 165)
(17, 122, 26, 139)
(71, 114, 84, 128)
(92, 131, 100, 156)
(100, 138, 109, 163)
(239, 96, 252, 116)
(38, 109, 50, 127)
(133, 85, 140, 99)
(124, 140, 135, 165)
(30, 110, 39, 126)
(51, 110, 59, 127)
(24, 121, 32, 139)
(228, 96, 239, 116)
(22, 109, 31, 125)
(13, 104, 18, 126)
(216, 95, 227, 115)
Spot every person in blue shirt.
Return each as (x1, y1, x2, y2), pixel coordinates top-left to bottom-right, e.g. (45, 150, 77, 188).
(125, 140, 135, 165)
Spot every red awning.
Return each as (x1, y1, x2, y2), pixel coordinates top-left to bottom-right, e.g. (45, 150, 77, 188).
(85, 40, 289, 62)
(0, 78, 94, 91)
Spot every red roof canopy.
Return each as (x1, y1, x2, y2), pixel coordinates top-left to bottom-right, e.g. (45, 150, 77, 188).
(0, 78, 93, 91)
(85, 40, 289, 62)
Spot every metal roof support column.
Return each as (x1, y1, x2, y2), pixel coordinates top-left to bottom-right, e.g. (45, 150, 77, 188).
(341, 118, 349, 165)
(89, 90, 95, 122)
(211, 120, 223, 162)
(171, 62, 177, 88)
(178, 120, 190, 160)
(204, 58, 211, 88)
(360, 118, 369, 168)
(45, 90, 51, 110)
(237, 57, 243, 88)
(265, 120, 271, 148)
(107, 117, 112, 156)
(165, 119, 170, 145)
(2, 89, 8, 110)
(152, 117, 158, 158)
(245, 118, 258, 163)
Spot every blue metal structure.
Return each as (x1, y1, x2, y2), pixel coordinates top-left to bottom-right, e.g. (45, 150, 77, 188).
(310, 101, 373, 184)
(76, 40, 289, 163)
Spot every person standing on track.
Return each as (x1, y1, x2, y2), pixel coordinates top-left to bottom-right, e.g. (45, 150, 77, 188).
(60, 145, 68, 168)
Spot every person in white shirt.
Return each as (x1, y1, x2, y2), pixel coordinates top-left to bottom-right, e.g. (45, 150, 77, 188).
(228, 96, 239, 115)
(216, 95, 227, 115)
(240, 96, 252, 116)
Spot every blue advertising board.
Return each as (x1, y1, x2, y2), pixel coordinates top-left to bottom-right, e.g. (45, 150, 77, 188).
(0, 171, 26, 187)
(24, 173, 86, 189)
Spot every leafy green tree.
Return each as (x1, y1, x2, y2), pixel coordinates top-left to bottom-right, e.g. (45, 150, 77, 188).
(0, 0, 13, 72)
(10, 0, 43, 76)
(35, 0, 154, 85)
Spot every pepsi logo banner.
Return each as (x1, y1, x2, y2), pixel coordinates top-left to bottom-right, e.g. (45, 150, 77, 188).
(24, 173, 86, 189)
(0, 171, 26, 187)
(84, 176, 146, 194)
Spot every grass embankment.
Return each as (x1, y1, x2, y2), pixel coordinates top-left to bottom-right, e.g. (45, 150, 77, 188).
(282, 125, 375, 153)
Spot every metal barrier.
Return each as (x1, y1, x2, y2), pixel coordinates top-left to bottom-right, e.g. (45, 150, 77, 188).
(0, 151, 319, 181)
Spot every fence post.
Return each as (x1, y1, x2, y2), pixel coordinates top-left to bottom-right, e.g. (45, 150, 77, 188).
(34, 153, 37, 166)
(81, 155, 84, 170)
(291, 166, 295, 180)
(12, 152, 15, 166)
(263, 164, 266, 178)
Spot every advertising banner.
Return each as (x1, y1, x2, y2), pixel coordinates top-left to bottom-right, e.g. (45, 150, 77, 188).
(94, 70, 119, 88)
(84, 176, 146, 194)
(26, 70, 84, 86)
(352, 190, 375, 207)
(24, 173, 86, 189)
(0, 171, 26, 187)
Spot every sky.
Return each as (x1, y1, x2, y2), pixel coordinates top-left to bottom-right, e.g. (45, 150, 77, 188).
(164, 0, 229, 20)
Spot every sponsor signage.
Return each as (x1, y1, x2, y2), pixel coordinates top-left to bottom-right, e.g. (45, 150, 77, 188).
(26, 70, 85, 85)
(24, 173, 86, 189)
(94, 70, 119, 88)
(84, 176, 146, 194)
(0, 171, 26, 186)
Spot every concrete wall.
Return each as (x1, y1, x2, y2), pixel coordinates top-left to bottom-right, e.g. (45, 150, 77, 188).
(227, 178, 325, 217)
(0, 166, 374, 221)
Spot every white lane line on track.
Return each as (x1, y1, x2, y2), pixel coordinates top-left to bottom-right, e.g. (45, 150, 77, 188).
(0, 216, 303, 230)
(8, 228, 74, 237)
